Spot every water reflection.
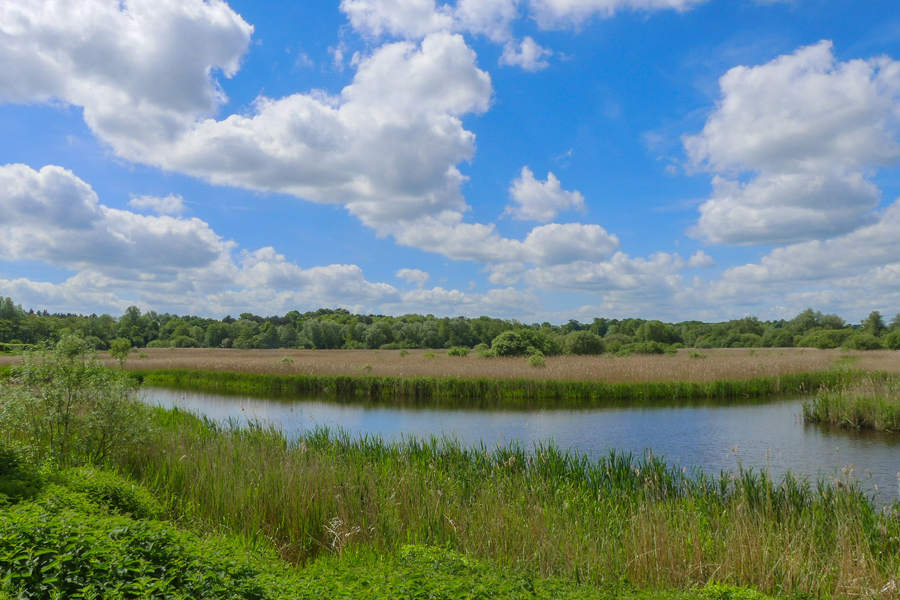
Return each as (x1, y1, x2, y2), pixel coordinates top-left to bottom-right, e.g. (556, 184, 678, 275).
(144, 386, 900, 503)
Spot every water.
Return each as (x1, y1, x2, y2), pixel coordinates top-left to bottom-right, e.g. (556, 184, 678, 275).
(144, 387, 900, 503)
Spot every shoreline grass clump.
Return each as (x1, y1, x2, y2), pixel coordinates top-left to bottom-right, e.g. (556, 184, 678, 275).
(130, 367, 863, 407)
(803, 373, 900, 432)
(120, 410, 900, 598)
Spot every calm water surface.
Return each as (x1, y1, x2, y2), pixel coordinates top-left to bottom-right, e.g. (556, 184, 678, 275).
(144, 387, 900, 502)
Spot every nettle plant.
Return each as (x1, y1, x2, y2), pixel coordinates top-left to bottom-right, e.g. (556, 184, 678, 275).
(0, 335, 149, 468)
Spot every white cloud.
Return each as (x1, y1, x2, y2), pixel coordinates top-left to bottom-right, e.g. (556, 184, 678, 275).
(390, 213, 618, 265)
(527, 0, 709, 28)
(340, 0, 455, 39)
(505, 167, 585, 221)
(500, 37, 553, 71)
(686, 250, 715, 268)
(684, 41, 900, 245)
(396, 268, 431, 286)
(0, 164, 233, 277)
(524, 251, 687, 294)
(691, 172, 880, 245)
(129, 194, 187, 216)
(0, 0, 253, 147)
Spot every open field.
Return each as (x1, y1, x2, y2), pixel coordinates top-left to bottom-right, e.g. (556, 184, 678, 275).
(2, 346, 896, 383)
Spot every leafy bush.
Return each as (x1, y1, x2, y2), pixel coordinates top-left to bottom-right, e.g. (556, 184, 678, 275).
(0, 335, 150, 467)
(171, 335, 201, 348)
(797, 328, 853, 349)
(0, 445, 42, 504)
(842, 332, 883, 350)
(54, 468, 163, 520)
(885, 330, 900, 350)
(528, 354, 546, 368)
(446, 346, 469, 357)
(491, 330, 561, 357)
(564, 331, 604, 355)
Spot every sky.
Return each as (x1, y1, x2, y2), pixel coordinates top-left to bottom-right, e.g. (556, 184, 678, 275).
(2, 0, 900, 323)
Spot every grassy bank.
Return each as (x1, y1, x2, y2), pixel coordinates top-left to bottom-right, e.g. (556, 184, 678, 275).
(133, 367, 863, 405)
(803, 373, 900, 432)
(117, 408, 900, 598)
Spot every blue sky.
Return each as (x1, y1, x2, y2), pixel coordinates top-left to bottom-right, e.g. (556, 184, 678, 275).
(2, 0, 900, 323)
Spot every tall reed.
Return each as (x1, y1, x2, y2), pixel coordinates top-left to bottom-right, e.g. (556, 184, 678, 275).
(804, 373, 900, 431)
(122, 408, 900, 598)
(132, 368, 862, 406)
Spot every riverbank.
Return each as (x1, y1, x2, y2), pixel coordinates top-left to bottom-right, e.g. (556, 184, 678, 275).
(115, 407, 900, 598)
(803, 373, 900, 432)
(132, 366, 864, 405)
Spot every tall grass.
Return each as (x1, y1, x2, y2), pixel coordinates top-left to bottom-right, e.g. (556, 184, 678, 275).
(122, 408, 900, 598)
(132, 367, 862, 406)
(804, 373, 900, 432)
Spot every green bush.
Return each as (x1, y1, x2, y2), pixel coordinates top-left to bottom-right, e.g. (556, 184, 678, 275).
(491, 330, 561, 357)
(564, 331, 604, 355)
(0, 445, 42, 504)
(55, 468, 163, 520)
(885, 330, 900, 350)
(171, 335, 201, 348)
(0, 335, 150, 468)
(528, 354, 546, 368)
(446, 346, 470, 357)
(797, 328, 853, 349)
(842, 332, 883, 350)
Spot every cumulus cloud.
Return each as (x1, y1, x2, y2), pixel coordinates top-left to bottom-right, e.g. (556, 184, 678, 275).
(500, 37, 553, 71)
(396, 268, 431, 286)
(0, 0, 253, 149)
(0, 164, 233, 277)
(129, 194, 187, 216)
(505, 167, 585, 221)
(526, 0, 708, 28)
(685, 41, 900, 245)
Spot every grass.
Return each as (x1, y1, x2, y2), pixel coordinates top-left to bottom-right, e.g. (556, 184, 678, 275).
(0, 445, 778, 600)
(116, 408, 900, 599)
(803, 373, 900, 432)
(130, 366, 862, 406)
(4, 347, 896, 383)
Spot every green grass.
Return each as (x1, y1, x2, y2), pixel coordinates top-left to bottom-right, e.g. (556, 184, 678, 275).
(130, 368, 864, 407)
(115, 408, 900, 598)
(0, 456, 777, 600)
(803, 372, 900, 431)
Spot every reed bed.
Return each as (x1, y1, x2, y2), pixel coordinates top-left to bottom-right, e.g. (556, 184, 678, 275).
(133, 367, 861, 405)
(123, 409, 900, 598)
(5, 347, 881, 382)
(804, 373, 900, 432)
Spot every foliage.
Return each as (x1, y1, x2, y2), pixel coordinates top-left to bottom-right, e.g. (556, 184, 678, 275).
(564, 330, 604, 355)
(108, 337, 131, 367)
(527, 354, 546, 368)
(842, 332, 883, 350)
(0, 445, 43, 504)
(884, 330, 900, 350)
(446, 346, 469, 357)
(0, 335, 149, 467)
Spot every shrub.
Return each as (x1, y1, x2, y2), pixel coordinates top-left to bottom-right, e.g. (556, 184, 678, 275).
(446, 346, 469, 357)
(423, 353, 435, 360)
(171, 335, 200, 348)
(564, 331, 604, 355)
(885, 330, 900, 350)
(527, 354, 546, 368)
(146, 340, 169, 348)
(797, 328, 853, 349)
(842, 332, 883, 351)
(491, 330, 562, 357)
(0, 335, 149, 468)
(0, 445, 42, 504)
(54, 468, 163, 520)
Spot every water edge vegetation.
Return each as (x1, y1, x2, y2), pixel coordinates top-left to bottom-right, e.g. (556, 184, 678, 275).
(1, 337, 900, 597)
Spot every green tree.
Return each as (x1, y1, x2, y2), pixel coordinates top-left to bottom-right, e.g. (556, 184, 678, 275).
(0, 335, 147, 466)
(862, 311, 886, 337)
(108, 337, 131, 367)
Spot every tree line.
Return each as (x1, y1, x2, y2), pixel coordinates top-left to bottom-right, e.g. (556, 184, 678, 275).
(1, 297, 899, 355)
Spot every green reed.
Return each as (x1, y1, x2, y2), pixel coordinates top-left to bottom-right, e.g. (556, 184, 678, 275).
(120, 407, 900, 598)
(131, 368, 861, 407)
(804, 372, 900, 432)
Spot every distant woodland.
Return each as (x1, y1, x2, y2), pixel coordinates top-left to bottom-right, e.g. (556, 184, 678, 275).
(1, 296, 899, 355)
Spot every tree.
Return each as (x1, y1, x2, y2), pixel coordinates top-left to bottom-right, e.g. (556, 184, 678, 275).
(108, 337, 132, 367)
(0, 335, 147, 466)
(862, 311, 886, 337)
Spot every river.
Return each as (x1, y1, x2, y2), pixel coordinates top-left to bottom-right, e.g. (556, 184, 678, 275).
(144, 387, 900, 503)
